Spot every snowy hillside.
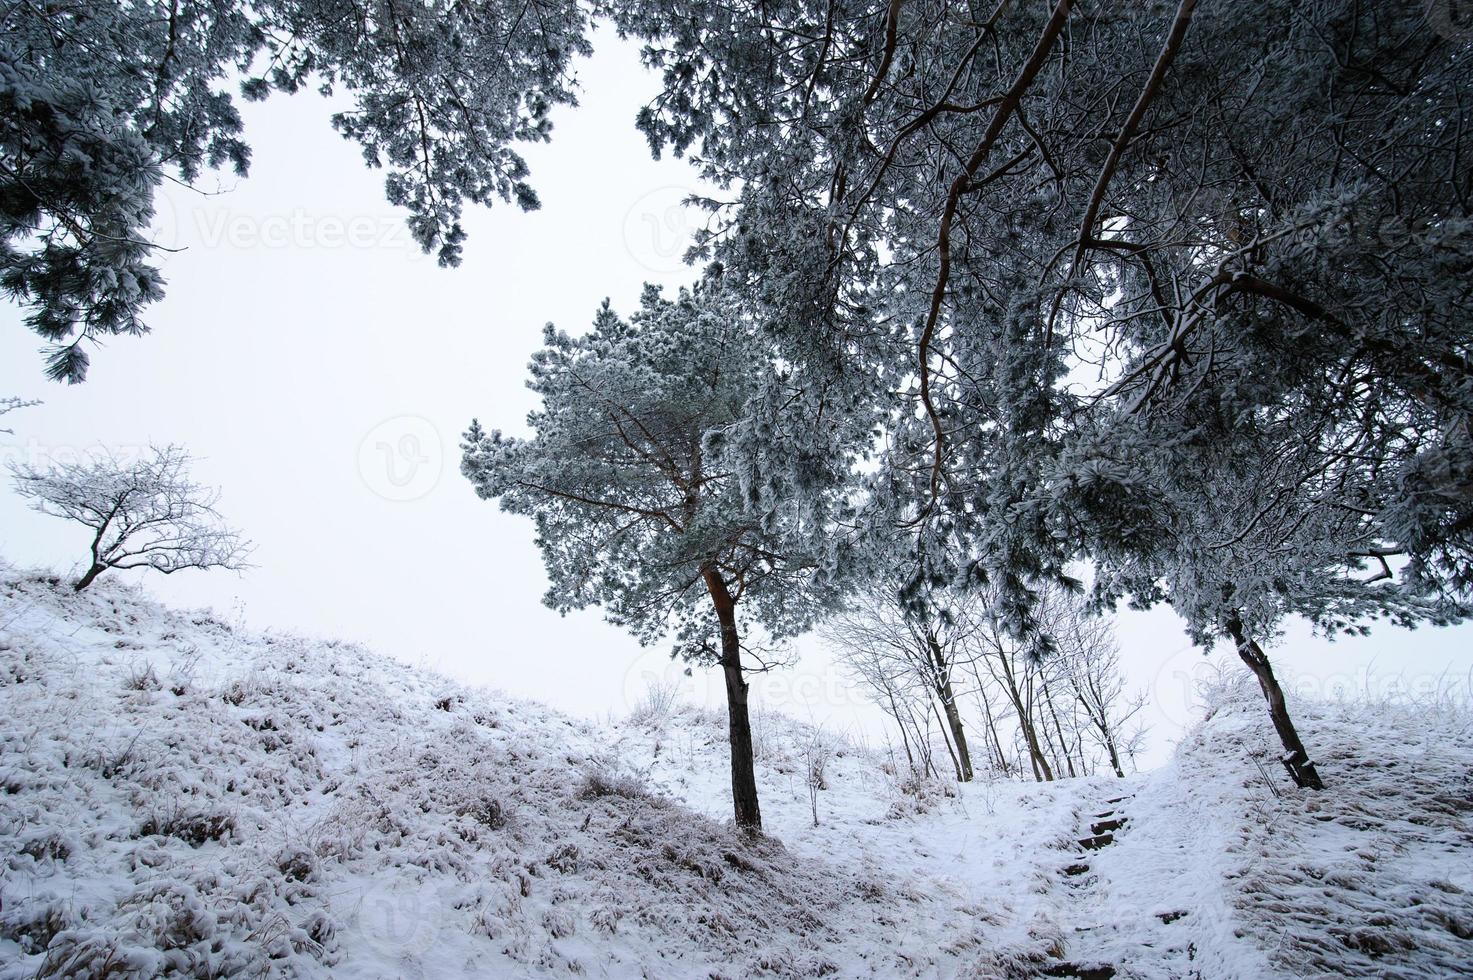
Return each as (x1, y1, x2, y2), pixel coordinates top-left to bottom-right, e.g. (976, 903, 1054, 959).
(2, 567, 1471, 979)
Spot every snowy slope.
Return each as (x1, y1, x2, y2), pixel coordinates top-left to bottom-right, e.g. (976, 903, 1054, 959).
(0, 568, 1001, 979)
(2, 565, 1471, 979)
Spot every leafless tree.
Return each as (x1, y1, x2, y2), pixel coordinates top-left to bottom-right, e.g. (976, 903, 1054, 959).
(1049, 593, 1148, 779)
(831, 578, 1144, 783)
(801, 724, 837, 827)
(964, 614, 1060, 782)
(822, 586, 976, 782)
(963, 586, 1146, 781)
(9, 444, 253, 591)
(834, 631, 935, 778)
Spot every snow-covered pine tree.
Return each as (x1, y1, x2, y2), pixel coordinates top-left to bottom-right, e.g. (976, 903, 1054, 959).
(2, 0, 589, 381)
(610, 0, 1473, 786)
(1054, 388, 1465, 789)
(460, 280, 843, 832)
(1043, 2, 1473, 788)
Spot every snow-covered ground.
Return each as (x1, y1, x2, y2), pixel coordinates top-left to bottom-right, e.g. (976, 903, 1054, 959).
(2, 566, 1470, 978)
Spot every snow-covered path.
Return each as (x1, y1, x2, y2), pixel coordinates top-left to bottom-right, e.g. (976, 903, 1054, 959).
(618, 684, 1473, 979)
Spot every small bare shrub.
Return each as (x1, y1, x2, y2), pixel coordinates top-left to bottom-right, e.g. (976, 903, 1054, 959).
(19, 828, 75, 862)
(138, 808, 236, 846)
(579, 768, 647, 800)
(464, 797, 507, 830)
(275, 843, 319, 882)
(166, 649, 203, 696)
(886, 771, 956, 819)
(94, 731, 146, 780)
(542, 908, 576, 938)
(122, 661, 160, 692)
(0, 899, 79, 955)
(34, 935, 136, 979)
(545, 842, 581, 873)
(802, 726, 838, 827)
(627, 675, 683, 727)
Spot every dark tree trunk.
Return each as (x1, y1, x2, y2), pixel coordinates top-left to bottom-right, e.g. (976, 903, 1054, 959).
(1039, 673, 1078, 778)
(939, 696, 973, 782)
(74, 563, 105, 592)
(1102, 730, 1126, 779)
(931, 697, 964, 782)
(998, 657, 1054, 781)
(884, 689, 918, 773)
(703, 568, 763, 832)
(1224, 614, 1324, 790)
(926, 632, 974, 781)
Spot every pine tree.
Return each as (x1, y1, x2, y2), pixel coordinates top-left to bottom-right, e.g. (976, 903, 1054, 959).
(609, 0, 1473, 786)
(461, 280, 843, 832)
(2, 0, 589, 380)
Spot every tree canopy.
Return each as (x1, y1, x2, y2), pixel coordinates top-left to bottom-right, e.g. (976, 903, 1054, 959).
(2, 0, 588, 380)
(461, 282, 842, 656)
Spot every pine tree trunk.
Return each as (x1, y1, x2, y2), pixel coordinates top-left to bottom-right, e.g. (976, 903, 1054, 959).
(1224, 614, 1324, 790)
(73, 563, 105, 592)
(703, 568, 763, 832)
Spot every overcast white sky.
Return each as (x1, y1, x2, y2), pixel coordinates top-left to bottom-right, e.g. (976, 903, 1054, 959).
(2, 37, 1469, 770)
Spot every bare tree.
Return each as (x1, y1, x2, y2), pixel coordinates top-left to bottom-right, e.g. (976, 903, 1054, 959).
(963, 586, 1146, 781)
(823, 587, 976, 782)
(801, 724, 837, 827)
(832, 576, 1144, 784)
(1050, 595, 1147, 779)
(832, 628, 932, 777)
(9, 444, 253, 591)
(966, 616, 1058, 782)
